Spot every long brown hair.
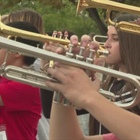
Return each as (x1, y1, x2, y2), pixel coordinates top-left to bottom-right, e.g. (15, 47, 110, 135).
(102, 14, 140, 94)
(89, 14, 140, 135)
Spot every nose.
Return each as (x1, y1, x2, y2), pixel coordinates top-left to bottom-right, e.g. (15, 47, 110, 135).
(104, 39, 111, 49)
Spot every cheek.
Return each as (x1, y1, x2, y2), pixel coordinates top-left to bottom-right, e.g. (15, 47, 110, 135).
(106, 44, 122, 64)
(114, 45, 121, 61)
(114, 50, 121, 63)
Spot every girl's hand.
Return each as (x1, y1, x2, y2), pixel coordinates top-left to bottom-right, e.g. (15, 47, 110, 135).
(46, 63, 101, 109)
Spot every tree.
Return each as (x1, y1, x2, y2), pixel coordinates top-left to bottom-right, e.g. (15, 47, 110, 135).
(1, 0, 100, 37)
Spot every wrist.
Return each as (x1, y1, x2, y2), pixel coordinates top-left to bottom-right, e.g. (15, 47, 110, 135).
(83, 90, 101, 112)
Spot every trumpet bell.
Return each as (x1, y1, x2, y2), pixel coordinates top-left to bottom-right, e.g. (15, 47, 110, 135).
(77, 0, 140, 34)
(77, 0, 140, 14)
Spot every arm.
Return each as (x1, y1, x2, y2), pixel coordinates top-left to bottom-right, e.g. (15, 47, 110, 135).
(50, 103, 84, 140)
(84, 91, 140, 140)
(50, 102, 103, 140)
(50, 91, 140, 140)
(47, 65, 140, 140)
(40, 88, 89, 119)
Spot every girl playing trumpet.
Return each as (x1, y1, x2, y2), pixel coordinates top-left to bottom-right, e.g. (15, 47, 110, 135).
(44, 14, 140, 140)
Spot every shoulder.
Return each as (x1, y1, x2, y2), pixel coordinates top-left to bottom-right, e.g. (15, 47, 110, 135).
(0, 79, 40, 95)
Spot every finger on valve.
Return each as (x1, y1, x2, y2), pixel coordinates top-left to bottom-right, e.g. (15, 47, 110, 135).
(80, 34, 91, 48)
(79, 35, 95, 60)
(70, 35, 79, 47)
(68, 34, 91, 59)
(89, 41, 100, 52)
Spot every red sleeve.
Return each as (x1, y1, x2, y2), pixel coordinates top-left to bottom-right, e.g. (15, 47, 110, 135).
(103, 133, 119, 140)
(0, 80, 40, 111)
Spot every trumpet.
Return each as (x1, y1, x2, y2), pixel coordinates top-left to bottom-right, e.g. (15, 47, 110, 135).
(0, 0, 140, 109)
(0, 36, 140, 109)
(0, 20, 70, 45)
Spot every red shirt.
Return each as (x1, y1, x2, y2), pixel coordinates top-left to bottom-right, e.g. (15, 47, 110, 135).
(0, 77, 41, 140)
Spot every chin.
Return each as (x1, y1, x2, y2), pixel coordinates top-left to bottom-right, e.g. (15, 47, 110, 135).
(105, 60, 115, 65)
(105, 58, 112, 65)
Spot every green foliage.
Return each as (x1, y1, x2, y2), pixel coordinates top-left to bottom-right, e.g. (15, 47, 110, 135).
(34, 0, 100, 37)
(1, 0, 99, 37)
(41, 2, 99, 37)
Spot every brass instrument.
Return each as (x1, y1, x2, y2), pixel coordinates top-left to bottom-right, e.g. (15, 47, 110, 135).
(0, 0, 140, 109)
(0, 21, 70, 45)
(0, 36, 140, 109)
(77, 0, 140, 34)
(77, 0, 140, 14)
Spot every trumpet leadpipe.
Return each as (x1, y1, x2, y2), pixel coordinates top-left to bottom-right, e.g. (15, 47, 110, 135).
(0, 21, 70, 45)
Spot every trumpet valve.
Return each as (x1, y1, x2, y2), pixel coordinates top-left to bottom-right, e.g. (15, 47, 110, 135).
(66, 44, 75, 58)
(76, 46, 85, 61)
(86, 49, 95, 64)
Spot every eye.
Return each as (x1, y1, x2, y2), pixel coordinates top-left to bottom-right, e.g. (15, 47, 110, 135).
(113, 37, 119, 41)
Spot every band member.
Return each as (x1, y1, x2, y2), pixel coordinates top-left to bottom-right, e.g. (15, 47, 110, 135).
(44, 14, 140, 140)
(0, 21, 41, 140)
(3, 9, 51, 140)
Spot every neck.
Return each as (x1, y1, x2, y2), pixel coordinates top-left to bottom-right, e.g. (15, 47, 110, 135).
(118, 64, 127, 73)
(116, 63, 127, 81)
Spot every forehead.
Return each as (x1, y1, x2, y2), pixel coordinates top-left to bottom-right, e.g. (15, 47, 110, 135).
(107, 25, 118, 35)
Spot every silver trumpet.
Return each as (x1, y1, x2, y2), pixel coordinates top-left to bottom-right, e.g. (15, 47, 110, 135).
(0, 36, 140, 109)
(1, 0, 140, 109)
